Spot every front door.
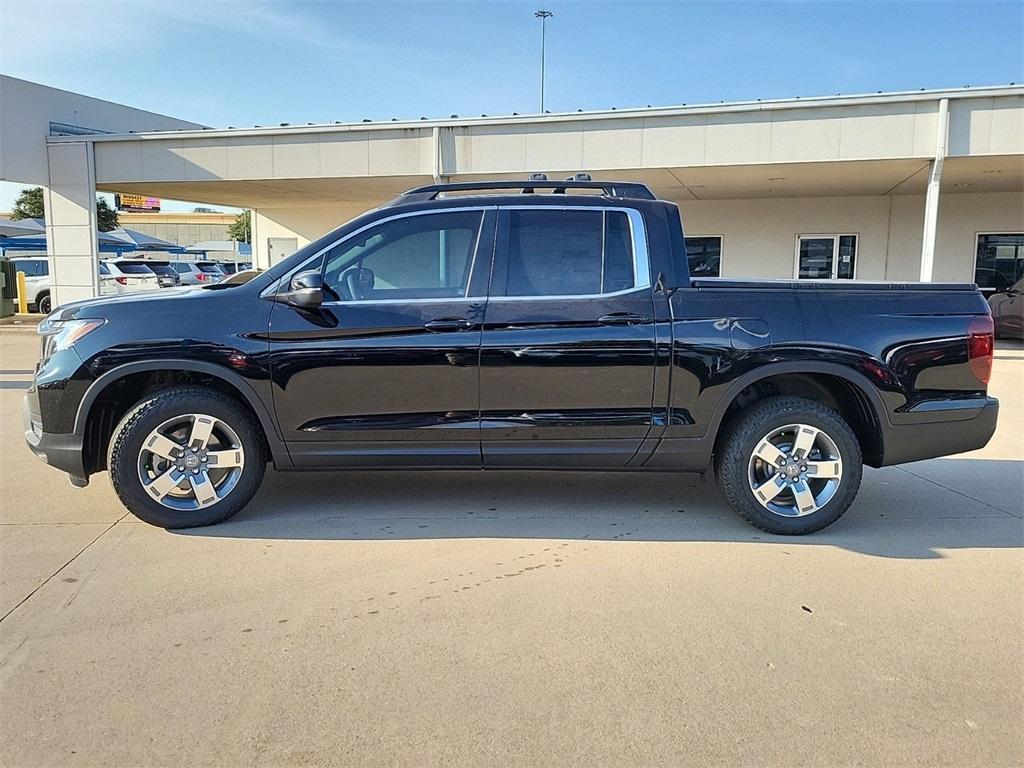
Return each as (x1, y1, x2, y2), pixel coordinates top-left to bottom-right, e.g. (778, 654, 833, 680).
(479, 206, 658, 468)
(268, 208, 495, 468)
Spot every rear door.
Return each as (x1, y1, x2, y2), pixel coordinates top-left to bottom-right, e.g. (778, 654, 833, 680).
(267, 207, 495, 468)
(479, 205, 657, 468)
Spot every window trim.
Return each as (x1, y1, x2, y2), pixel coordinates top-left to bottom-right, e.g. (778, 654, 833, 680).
(793, 233, 859, 280)
(683, 234, 724, 278)
(262, 206, 495, 304)
(487, 204, 652, 301)
(974, 231, 1024, 293)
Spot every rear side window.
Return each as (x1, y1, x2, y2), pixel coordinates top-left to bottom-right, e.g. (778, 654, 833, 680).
(15, 260, 47, 277)
(173, 263, 191, 273)
(500, 209, 636, 297)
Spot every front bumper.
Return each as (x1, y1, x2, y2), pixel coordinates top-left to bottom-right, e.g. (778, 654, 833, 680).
(23, 391, 88, 484)
(881, 397, 999, 466)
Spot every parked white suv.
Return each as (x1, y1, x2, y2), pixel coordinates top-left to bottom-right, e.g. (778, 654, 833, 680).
(100, 260, 161, 292)
(10, 257, 52, 314)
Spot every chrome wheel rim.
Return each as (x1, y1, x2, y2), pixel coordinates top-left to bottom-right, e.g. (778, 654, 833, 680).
(137, 413, 245, 511)
(747, 423, 843, 518)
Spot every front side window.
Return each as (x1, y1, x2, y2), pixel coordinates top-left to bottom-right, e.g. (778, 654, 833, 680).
(501, 209, 637, 297)
(975, 233, 1024, 293)
(797, 235, 857, 279)
(322, 210, 483, 301)
(684, 236, 722, 277)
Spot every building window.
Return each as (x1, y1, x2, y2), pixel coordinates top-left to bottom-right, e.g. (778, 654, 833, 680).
(796, 235, 857, 279)
(684, 236, 722, 278)
(975, 233, 1024, 294)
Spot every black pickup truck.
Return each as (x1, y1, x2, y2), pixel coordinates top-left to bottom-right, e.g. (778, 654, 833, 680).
(24, 177, 998, 534)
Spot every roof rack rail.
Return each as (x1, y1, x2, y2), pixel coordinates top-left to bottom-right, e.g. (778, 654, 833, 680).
(396, 174, 658, 202)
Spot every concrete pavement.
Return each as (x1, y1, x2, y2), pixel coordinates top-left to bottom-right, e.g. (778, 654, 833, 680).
(1, 330, 1021, 767)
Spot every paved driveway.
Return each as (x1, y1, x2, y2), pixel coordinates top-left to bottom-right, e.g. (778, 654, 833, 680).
(1, 330, 1021, 767)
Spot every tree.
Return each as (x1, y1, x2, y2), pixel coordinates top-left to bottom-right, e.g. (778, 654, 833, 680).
(10, 187, 44, 220)
(228, 210, 251, 243)
(10, 186, 119, 231)
(95, 198, 119, 232)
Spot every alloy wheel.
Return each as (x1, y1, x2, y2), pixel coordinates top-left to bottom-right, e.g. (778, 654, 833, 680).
(747, 423, 843, 517)
(137, 413, 245, 511)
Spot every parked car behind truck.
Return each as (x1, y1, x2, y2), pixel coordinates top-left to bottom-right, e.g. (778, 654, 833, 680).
(24, 177, 998, 535)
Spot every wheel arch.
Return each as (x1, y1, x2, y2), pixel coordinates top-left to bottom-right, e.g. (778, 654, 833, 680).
(708, 361, 890, 467)
(75, 360, 291, 473)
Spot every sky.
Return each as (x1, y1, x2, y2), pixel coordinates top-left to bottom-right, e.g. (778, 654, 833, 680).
(1, 0, 1022, 211)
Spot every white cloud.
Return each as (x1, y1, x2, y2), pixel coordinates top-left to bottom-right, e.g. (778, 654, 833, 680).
(0, 0, 348, 73)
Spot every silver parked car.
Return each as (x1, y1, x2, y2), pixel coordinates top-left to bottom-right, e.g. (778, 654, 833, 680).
(169, 260, 227, 285)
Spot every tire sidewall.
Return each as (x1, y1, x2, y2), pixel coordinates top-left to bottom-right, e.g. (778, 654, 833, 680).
(109, 390, 265, 528)
(38, 294, 51, 314)
(718, 398, 863, 535)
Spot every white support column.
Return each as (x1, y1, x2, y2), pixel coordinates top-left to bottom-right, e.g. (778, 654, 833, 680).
(919, 98, 949, 282)
(432, 126, 455, 183)
(251, 209, 271, 270)
(42, 141, 100, 307)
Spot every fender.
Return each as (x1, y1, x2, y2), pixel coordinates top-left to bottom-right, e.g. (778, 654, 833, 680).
(645, 359, 892, 472)
(73, 359, 293, 469)
(703, 359, 891, 442)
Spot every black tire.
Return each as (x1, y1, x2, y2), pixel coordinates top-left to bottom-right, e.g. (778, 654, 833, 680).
(715, 396, 863, 535)
(107, 387, 267, 528)
(37, 293, 51, 315)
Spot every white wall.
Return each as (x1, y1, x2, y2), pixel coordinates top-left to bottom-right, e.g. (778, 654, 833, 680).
(0, 75, 202, 186)
(253, 204, 377, 267)
(253, 191, 1023, 283)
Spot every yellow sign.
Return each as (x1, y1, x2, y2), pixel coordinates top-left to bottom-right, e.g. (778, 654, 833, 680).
(115, 194, 161, 212)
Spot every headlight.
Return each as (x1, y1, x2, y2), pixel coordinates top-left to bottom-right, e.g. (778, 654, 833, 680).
(38, 318, 106, 353)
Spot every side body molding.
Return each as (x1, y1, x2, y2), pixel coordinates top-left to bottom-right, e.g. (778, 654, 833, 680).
(73, 360, 293, 469)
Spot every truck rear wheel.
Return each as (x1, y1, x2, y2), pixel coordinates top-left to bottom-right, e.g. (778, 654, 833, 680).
(37, 292, 51, 314)
(715, 396, 863, 535)
(107, 387, 267, 528)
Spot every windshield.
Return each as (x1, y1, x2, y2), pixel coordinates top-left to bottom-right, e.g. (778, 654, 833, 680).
(202, 269, 262, 288)
(113, 263, 156, 275)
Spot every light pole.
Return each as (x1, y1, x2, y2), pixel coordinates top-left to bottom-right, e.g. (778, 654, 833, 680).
(535, 10, 553, 113)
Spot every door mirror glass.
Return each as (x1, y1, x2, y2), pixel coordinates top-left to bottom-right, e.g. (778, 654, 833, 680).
(281, 269, 323, 308)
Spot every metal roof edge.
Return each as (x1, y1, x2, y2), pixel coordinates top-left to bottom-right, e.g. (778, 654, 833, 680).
(47, 84, 1024, 144)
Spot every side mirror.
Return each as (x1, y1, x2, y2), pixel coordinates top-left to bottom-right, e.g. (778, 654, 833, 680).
(279, 270, 323, 309)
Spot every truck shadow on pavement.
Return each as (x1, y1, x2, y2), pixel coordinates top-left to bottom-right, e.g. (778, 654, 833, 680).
(177, 458, 1024, 560)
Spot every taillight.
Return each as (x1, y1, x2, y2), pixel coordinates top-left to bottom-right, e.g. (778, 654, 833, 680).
(967, 315, 994, 384)
(115, 277, 127, 285)
(196, 273, 207, 282)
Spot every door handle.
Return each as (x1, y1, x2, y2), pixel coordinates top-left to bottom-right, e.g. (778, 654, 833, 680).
(597, 312, 648, 326)
(424, 317, 475, 332)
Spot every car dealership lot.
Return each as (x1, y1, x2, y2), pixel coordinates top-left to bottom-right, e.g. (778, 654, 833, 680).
(0, 330, 1021, 767)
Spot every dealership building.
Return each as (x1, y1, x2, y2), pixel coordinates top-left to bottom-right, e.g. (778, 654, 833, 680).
(1, 75, 1021, 307)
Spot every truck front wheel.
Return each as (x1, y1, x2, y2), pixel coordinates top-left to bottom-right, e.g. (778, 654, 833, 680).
(107, 387, 267, 528)
(715, 396, 863, 535)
